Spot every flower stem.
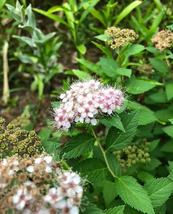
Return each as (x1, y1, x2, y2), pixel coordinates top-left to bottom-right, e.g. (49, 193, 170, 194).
(91, 128, 116, 178)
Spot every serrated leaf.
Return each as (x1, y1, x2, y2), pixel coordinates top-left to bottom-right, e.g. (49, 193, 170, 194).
(137, 171, 154, 182)
(115, 176, 154, 214)
(127, 101, 157, 125)
(76, 58, 104, 76)
(82, 203, 104, 214)
(106, 153, 122, 176)
(105, 111, 138, 152)
(41, 140, 61, 161)
(149, 58, 169, 73)
(66, 69, 91, 80)
(169, 118, 173, 124)
(142, 158, 161, 171)
(123, 44, 145, 56)
(154, 204, 166, 214)
(138, 109, 157, 125)
(61, 133, 95, 159)
(149, 91, 168, 103)
(154, 107, 173, 122)
(104, 205, 125, 214)
(100, 58, 119, 77)
(103, 181, 118, 206)
(162, 126, 173, 138)
(144, 178, 173, 207)
(115, 68, 132, 78)
(166, 82, 173, 100)
(39, 129, 52, 140)
(160, 140, 173, 152)
(74, 158, 109, 183)
(125, 76, 155, 94)
(99, 115, 125, 132)
(124, 205, 139, 214)
(148, 139, 160, 152)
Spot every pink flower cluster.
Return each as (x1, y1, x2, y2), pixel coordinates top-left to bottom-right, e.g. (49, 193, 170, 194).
(54, 80, 124, 131)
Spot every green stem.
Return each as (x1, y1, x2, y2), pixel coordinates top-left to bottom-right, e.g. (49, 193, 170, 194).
(164, 51, 173, 80)
(91, 128, 116, 178)
(118, 47, 123, 87)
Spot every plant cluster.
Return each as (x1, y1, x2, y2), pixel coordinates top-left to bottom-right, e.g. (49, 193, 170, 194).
(1, 0, 173, 214)
(151, 29, 173, 51)
(105, 27, 139, 49)
(53, 79, 124, 132)
(0, 117, 43, 158)
(0, 153, 84, 214)
(114, 139, 151, 172)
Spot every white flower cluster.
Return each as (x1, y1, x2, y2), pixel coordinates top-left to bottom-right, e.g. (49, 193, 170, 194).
(0, 154, 84, 214)
(54, 80, 124, 131)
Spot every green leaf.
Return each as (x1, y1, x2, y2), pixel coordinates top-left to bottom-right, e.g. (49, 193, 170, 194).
(154, 107, 173, 122)
(148, 91, 168, 103)
(76, 44, 86, 54)
(106, 153, 122, 176)
(144, 178, 173, 207)
(123, 44, 145, 57)
(162, 126, 173, 138)
(51, 101, 61, 108)
(105, 111, 138, 152)
(99, 115, 125, 132)
(39, 129, 52, 141)
(13, 36, 35, 47)
(124, 205, 139, 214)
(142, 158, 161, 171)
(82, 203, 104, 214)
(115, 68, 132, 78)
(99, 58, 119, 77)
(95, 34, 112, 41)
(124, 76, 155, 94)
(149, 58, 169, 73)
(103, 181, 118, 206)
(148, 139, 160, 152)
(114, 1, 142, 26)
(61, 133, 95, 159)
(41, 140, 61, 161)
(104, 206, 125, 214)
(166, 82, 173, 100)
(115, 176, 154, 214)
(65, 69, 91, 80)
(33, 8, 68, 27)
(138, 109, 157, 125)
(76, 58, 104, 76)
(137, 171, 154, 182)
(92, 41, 113, 58)
(74, 158, 109, 183)
(154, 204, 166, 214)
(0, 0, 6, 12)
(169, 118, 173, 124)
(127, 102, 157, 125)
(160, 140, 173, 152)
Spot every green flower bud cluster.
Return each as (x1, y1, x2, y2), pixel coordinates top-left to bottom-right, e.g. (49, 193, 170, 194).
(0, 117, 43, 159)
(114, 139, 151, 172)
(11, 113, 31, 128)
(105, 27, 139, 49)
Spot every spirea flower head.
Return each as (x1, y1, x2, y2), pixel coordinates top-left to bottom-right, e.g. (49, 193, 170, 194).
(53, 80, 124, 132)
(105, 27, 138, 49)
(0, 153, 84, 214)
(151, 29, 173, 51)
